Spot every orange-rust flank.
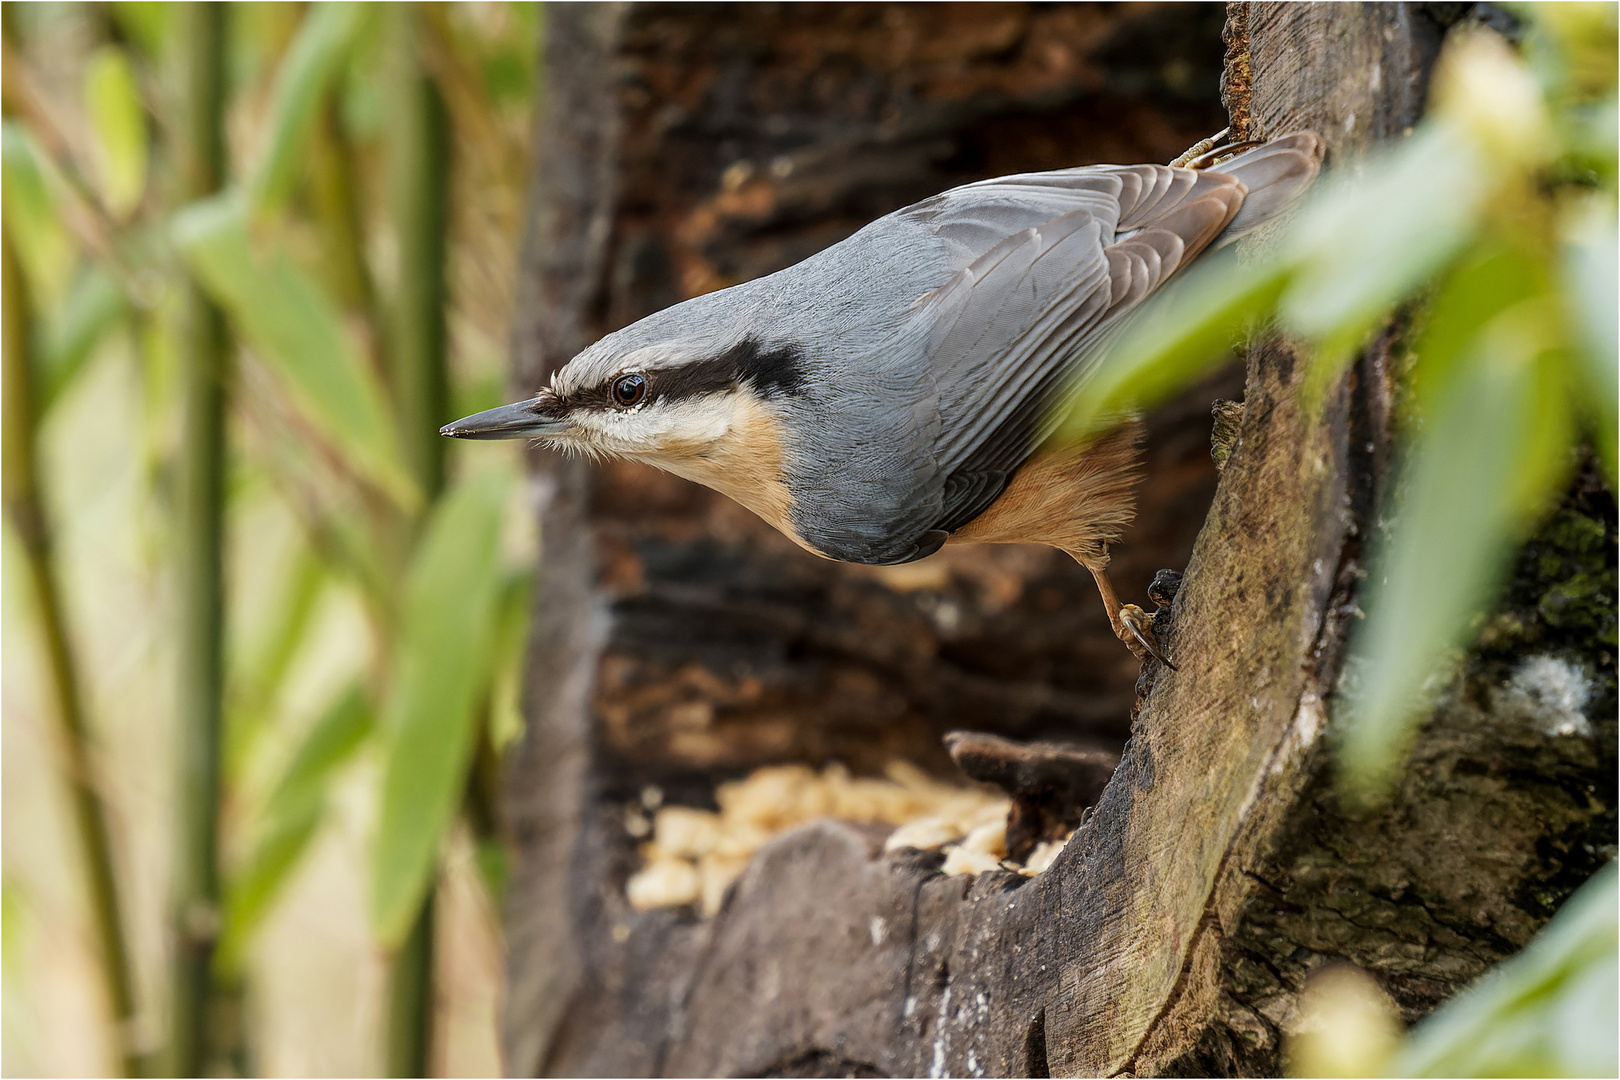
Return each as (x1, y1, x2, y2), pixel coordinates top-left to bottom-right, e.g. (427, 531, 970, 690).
(948, 422, 1145, 571)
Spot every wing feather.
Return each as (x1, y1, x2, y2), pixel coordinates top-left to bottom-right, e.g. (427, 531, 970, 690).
(903, 165, 1246, 535)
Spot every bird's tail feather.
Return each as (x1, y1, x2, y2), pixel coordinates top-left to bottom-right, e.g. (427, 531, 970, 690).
(1209, 131, 1324, 244)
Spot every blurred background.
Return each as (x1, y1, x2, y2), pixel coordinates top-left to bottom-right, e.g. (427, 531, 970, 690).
(2, 2, 1614, 1078)
(4, 3, 537, 1074)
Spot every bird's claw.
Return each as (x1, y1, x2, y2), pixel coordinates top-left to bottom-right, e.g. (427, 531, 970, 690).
(1118, 603, 1176, 670)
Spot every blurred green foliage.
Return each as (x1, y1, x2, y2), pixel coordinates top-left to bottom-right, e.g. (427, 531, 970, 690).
(2, 2, 539, 1072)
(174, 190, 417, 508)
(82, 46, 146, 220)
(371, 469, 508, 946)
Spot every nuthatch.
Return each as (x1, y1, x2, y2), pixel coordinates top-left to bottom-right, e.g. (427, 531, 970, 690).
(445, 132, 1323, 667)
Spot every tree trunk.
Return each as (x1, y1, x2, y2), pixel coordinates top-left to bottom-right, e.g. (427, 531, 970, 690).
(500, 5, 1617, 1076)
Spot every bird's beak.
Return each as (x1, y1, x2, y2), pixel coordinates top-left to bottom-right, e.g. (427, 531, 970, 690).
(440, 396, 570, 441)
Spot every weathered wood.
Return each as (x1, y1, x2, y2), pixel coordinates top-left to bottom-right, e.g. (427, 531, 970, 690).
(944, 732, 1118, 862)
(501, 5, 1616, 1077)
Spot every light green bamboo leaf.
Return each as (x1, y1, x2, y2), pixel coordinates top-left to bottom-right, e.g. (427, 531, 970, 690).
(1407, 241, 1548, 409)
(1281, 127, 1487, 352)
(217, 683, 372, 976)
(1058, 253, 1289, 441)
(489, 566, 535, 753)
(39, 263, 125, 413)
(172, 191, 418, 508)
(1560, 205, 1618, 483)
(246, 2, 367, 218)
(370, 470, 509, 946)
(1339, 304, 1574, 798)
(1395, 862, 1617, 1078)
(225, 551, 326, 779)
(1, 123, 73, 300)
(235, 550, 326, 711)
(82, 47, 148, 220)
(474, 839, 510, 907)
(110, 3, 172, 59)
(1, 124, 54, 237)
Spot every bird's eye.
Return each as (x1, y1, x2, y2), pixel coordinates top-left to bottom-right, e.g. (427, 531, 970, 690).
(611, 373, 648, 408)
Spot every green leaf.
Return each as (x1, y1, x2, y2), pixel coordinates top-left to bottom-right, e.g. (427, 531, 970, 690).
(1559, 202, 1619, 484)
(110, 2, 173, 60)
(1281, 126, 1488, 366)
(82, 46, 148, 220)
(1058, 251, 1289, 440)
(172, 191, 418, 508)
(217, 683, 373, 976)
(1394, 862, 1617, 1078)
(246, 2, 368, 218)
(1, 123, 72, 300)
(39, 262, 125, 414)
(225, 550, 327, 779)
(1406, 241, 1549, 409)
(489, 566, 535, 753)
(369, 470, 509, 946)
(1339, 302, 1574, 797)
(474, 838, 510, 905)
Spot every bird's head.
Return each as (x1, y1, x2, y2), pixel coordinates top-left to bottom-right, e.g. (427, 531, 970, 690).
(441, 332, 809, 523)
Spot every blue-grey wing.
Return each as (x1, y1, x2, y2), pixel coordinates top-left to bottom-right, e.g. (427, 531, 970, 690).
(903, 163, 1247, 534)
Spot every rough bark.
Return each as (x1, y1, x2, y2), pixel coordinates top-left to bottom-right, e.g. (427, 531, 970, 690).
(501, 5, 1617, 1077)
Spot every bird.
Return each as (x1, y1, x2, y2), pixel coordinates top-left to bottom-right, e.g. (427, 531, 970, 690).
(443, 131, 1324, 668)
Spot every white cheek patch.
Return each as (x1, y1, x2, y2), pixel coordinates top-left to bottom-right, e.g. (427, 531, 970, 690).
(572, 393, 737, 457)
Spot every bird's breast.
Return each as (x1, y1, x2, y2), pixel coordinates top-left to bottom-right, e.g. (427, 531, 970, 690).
(640, 393, 826, 558)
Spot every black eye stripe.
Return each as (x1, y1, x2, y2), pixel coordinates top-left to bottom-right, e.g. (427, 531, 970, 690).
(573, 338, 807, 411)
(645, 338, 807, 403)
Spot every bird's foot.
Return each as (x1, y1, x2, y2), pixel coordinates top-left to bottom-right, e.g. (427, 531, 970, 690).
(1083, 561, 1178, 669)
(1169, 128, 1230, 167)
(1116, 603, 1176, 670)
(1168, 128, 1266, 170)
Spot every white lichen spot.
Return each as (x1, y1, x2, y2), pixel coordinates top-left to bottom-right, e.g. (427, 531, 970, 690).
(930, 986, 953, 1078)
(1498, 654, 1593, 737)
(870, 915, 886, 947)
(1274, 693, 1327, 777)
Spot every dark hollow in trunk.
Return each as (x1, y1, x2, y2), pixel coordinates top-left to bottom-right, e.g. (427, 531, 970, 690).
(499, 5, 1617, 1076)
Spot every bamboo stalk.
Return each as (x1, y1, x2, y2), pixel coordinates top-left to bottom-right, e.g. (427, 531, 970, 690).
(384, 889, 438, 1077)
(3, 191, 144, 1080)
(386, 3, 452, 506)
(382, 4, 454, 1074)
(309, 100, 381, 334)
(170, 3, 231, 1075)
